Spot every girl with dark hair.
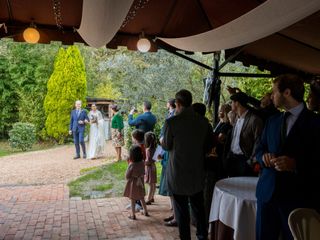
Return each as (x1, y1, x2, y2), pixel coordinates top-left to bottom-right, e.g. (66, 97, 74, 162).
(131, 129, 146, 160)
(144, 132, 157, 205)
(123, 145, 149, 220)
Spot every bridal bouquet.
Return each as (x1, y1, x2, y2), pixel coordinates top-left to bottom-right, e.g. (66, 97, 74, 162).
(90, 115, 98, 124)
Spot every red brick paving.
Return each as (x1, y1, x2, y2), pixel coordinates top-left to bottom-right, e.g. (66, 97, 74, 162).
(0, 185, 197, 239)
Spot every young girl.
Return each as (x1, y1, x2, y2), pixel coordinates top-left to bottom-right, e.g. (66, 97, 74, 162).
(131, 129, 146, 160)
(144, 132, 157, 205)
(131, 129, 146, 211)
(123, 145, 149, 220)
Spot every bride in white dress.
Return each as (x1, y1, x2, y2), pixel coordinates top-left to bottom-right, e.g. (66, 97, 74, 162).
(87, 104, 106, 159)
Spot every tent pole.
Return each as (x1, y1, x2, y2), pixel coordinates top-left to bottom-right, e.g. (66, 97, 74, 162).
(212, 52, 221, 126)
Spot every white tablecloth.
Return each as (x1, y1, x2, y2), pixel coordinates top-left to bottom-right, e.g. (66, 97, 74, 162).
(209, 177, 258, 240)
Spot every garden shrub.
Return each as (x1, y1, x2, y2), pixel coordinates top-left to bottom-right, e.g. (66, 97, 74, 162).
(9, 122, 36, 151)
(44, 46, 87, 143)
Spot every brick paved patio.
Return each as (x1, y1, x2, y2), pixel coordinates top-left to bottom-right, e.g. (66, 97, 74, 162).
(0, 184, 197, 239)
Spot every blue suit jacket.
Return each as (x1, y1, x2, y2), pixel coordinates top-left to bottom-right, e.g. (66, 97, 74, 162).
(69, 109, 89, 132)
(256, 107, 320, 206)
(128, 111, 157, 133)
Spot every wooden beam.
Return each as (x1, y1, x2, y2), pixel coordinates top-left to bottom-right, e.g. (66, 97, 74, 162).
(218, 72, 275, 78)
(158, 42, 213, 70)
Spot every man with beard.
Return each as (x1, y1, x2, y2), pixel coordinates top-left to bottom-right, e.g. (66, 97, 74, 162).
(255, 74, 320, 240)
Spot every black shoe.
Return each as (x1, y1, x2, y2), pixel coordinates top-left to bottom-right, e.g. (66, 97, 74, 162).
(83, 154, 87, 159)
(163, 215, 174, 222)
(164, 220, 177, 227)
(73, 156, 80, 159)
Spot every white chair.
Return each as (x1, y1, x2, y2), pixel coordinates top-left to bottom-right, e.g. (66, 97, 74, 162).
(288, 208, 320, 240)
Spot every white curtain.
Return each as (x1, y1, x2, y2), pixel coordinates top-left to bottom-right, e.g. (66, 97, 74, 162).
(78, 0, 133, 48)
(159, 0, 320, 52)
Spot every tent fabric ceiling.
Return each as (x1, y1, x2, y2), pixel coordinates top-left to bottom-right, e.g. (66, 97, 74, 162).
(158, 0, 320, 53)
(0, 0, 319, 75)
(77, 0, 133, 48)
(0, 0, 83, 44)
(229, 10, 320, 75)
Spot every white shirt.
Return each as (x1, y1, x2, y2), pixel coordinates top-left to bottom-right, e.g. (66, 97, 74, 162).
(230, 111, 248, 155)
(285, 103, 304, 136)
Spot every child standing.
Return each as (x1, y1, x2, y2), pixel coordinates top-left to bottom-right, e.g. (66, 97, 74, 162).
(131, 129, 146, 211)
(131, 129, 146, 160)
(144, 132, 157, 205)
(124, 145, 149, 220)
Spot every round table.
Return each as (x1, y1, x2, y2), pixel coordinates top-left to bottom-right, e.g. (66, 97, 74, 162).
(209, 177, 258, 240)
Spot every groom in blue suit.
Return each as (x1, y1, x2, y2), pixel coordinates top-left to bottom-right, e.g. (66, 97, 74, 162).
(69, 100, 89, 159)
(255, 74, 320, 240)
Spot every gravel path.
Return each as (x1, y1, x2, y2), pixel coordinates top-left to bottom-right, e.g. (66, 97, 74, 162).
(0, 141, 121, 186)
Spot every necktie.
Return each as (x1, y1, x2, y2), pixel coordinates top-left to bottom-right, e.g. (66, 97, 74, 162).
(280, 111, 291, 144)
(77, 110, 80, 118)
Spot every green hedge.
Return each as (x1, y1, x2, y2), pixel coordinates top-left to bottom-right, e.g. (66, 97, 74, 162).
(9, 122, 36, 151)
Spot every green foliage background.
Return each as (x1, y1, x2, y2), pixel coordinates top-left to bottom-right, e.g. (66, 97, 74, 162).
(44, 46, 87, 143)
(0, 40, 59, 139)
(9, 122, 36, 151)
(1, 39, 276, 144)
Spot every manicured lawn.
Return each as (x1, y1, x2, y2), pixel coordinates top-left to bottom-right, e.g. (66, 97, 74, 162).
(0, 140, 56, 157)
(68, 160, 163, 199)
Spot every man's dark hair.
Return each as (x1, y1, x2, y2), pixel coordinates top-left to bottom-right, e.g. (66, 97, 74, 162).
(144, 101, 152, 110)
(310, 79, 320, 98)
(192, 103, 206, 116)
(131, 129, 145, 143)
(175, 89, 193, 107)
(230, 92, 249, 108)
(273, 74, 305, 102)
(129, 145, 143, 163)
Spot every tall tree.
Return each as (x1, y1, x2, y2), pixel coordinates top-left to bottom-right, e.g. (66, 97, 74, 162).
(7, 42, 59, 137)
(0, 40, 18, 138)
(44, 46, 87, 143)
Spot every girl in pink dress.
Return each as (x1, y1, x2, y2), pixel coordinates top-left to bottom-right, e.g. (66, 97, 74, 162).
(144, 132, 157, 205)
(123, 145, 149, 220)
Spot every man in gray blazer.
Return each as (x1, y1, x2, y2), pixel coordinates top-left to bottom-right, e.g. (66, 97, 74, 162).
(162, 89, 213, 240)
(225, 92, 264, 176)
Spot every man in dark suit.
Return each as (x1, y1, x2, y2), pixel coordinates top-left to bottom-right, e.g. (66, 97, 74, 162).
(128, 101, 157, 133)
(162, 89, 214, 240)
(225, 92, 263, 177)
(69, 100, 89, 159)
(256, 74, 320, 240)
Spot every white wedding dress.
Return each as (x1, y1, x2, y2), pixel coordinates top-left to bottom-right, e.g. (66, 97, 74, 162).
(87, 110, 106, 159)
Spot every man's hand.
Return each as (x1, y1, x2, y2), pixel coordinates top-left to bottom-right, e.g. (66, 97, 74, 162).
(271, 156, 296, 172)
(262, 153, 275, 167)
(84, 119, 89, 124)
(78, 120, 84, 124)
(69, 130, 72, 135)
(227, 86, 242, 95)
